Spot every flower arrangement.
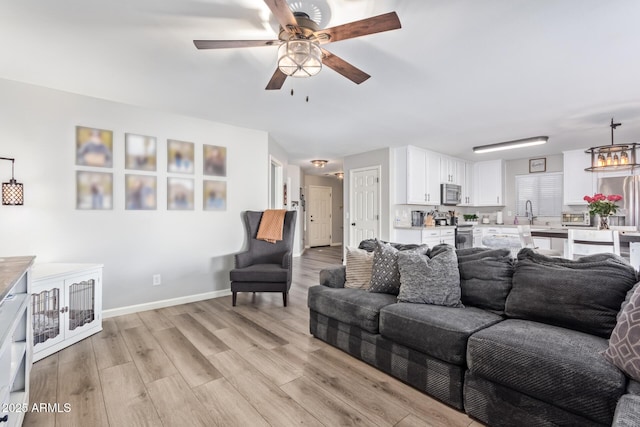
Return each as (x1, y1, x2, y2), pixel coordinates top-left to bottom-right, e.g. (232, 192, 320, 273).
(583, 193, 622, 229)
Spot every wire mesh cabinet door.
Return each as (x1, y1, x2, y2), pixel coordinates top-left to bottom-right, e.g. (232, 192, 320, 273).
(31, 282, 64, 354)
(63, 272, 101, 342)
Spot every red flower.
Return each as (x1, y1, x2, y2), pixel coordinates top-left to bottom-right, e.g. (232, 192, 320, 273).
(608, 194, 623, 202)
(583, 195, 594, 203)
(594, 193, 607, 202)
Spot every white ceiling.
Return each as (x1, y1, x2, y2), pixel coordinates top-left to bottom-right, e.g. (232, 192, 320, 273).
(1, 0, 639, 176)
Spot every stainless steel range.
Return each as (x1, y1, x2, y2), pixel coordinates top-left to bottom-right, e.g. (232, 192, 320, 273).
(456, 224, 473, 249)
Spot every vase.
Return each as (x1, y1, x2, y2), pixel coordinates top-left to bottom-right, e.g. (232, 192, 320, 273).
(598, 215, 610, 230)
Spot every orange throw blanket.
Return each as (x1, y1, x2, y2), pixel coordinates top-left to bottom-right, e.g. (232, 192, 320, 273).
(257, 209, 287, 243)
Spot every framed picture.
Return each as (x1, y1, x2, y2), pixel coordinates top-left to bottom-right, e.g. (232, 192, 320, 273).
(167, 177, 194, 210)
(76, 126, 113, 167)
(203, 180, 226, 211)
(529, 157, 546, 173)
(125, 133, 157, 171)
(125, 175, 157, 210)
(76, 171, 113, 210)
(167, 139, 194, 174)
(203, 144, 227, 177)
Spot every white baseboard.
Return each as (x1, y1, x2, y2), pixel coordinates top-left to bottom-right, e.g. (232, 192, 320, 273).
(103, 288, 232, 318)
(330, 242, 343, 247)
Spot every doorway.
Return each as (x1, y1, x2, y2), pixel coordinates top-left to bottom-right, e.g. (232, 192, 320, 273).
(349, 166, 380, 247)
(308, 185, 332, 247)
(269, 156, 283, 209)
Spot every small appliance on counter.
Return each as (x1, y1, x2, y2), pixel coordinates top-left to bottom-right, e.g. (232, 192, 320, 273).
(481, 215, 490, 224)
(411, 210, 426, 227)
(431, 210, 450, 226)
(561, 212, 592, 227)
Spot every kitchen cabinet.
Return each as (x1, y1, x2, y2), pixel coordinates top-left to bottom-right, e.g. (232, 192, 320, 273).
(394, 146, 441, 205)
(563, 149, 596, 205)
(440, 156, 464, 185)
(0, 256, 34, 427)
(31, 263, 103, 362)
(422, 227, 456, 247)
(425, 150, 442, 205)
(474, 159, 505, 206)
(394, 228, 422, 244)
(394, 227, 455, 246)
(459, 161, 474, 206)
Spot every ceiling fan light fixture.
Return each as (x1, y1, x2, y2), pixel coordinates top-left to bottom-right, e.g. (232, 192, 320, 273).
(278, 39, 322, 77)
(311, 159, 328, 168)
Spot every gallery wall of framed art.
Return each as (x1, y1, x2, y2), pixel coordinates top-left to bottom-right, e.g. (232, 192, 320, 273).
(74, 126, 228, 211)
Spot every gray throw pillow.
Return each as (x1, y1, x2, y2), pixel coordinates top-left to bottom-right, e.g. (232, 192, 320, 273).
(368, 239, 427, 295)
(397, 244, 463, 307)
(604, 282, 640, 382)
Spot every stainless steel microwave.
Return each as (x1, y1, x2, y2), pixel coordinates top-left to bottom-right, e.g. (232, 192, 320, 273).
(561, 212, 592, 227)
(441, 183, 462, 205)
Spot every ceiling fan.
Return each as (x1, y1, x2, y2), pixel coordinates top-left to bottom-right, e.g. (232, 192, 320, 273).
(193, 0, 401, 90)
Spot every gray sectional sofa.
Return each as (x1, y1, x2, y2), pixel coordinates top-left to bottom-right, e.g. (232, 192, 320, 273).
(308, 244, 640, 426)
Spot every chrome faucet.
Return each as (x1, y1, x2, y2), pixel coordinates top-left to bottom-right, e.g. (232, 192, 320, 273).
(525, 199, 535, 225)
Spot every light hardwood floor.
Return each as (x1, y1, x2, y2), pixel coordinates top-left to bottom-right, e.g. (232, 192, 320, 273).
(24, 246, 483, 427)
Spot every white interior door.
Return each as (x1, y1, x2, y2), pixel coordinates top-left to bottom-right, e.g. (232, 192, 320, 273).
(308, 185, 332, 247)
(350, 167, 380, 246)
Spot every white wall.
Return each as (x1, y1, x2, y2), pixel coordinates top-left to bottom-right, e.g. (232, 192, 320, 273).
(286, 164, 304, 256)
(0, 78, 269, 311)
(343, 148, 391, 246)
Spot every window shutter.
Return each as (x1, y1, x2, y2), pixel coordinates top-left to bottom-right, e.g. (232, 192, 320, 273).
(516, 172, 563, 217)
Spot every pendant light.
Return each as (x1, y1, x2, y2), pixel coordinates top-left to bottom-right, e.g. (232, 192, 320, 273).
(1, 157, 24, 205)
(585, 118, 639, 172)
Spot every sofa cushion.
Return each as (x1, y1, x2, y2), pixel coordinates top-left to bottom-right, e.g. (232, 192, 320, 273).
(613, 394, 640, 427)
(307, 285, 397, 334)
(344, 246, 374, 290)
(379, 303, 502, 365)
(230, 263, 288, 283)
(467, 319, 626, 425)
(456, 247, 514, 315)
(604, 282, 640, 382)
(506, 248, 638, 338)
(397, 245, 463, 307)
(368, 240, 428, 295)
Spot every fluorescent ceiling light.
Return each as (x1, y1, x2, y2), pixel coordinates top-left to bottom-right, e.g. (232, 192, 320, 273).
(473, 136, 548, 154)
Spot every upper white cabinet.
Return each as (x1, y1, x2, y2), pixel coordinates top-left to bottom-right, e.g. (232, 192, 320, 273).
(394, 146, 441, 205)
(474, 159, 505, 206)
(425, 150, 442, 205)
(563, 150, 595, 205)
(459, 162, 474, 206)
(440, 157, 465, 185)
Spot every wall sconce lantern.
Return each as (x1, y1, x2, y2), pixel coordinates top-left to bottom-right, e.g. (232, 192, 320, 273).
(1, 157, 24, 205)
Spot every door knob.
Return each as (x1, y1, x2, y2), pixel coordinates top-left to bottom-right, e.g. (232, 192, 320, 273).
(351, 223, 356, 226)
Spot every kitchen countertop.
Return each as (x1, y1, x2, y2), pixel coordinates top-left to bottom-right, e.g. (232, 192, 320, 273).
(394, 225, 457, 229)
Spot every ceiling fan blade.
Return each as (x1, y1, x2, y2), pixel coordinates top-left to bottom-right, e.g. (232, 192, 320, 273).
(194, 40, 280, 49)
(315, 11, 401, 44)
(266, 68, 287, 90)
(321, 49, 370, 85)
(263, 0, 299, 33)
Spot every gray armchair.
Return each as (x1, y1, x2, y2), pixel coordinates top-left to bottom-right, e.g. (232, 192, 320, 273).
(229, 210, 297, 306)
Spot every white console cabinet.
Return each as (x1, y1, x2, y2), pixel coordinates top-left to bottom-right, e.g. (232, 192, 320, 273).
(0, 256, 34, 427)
(31, 263, 103, 362)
